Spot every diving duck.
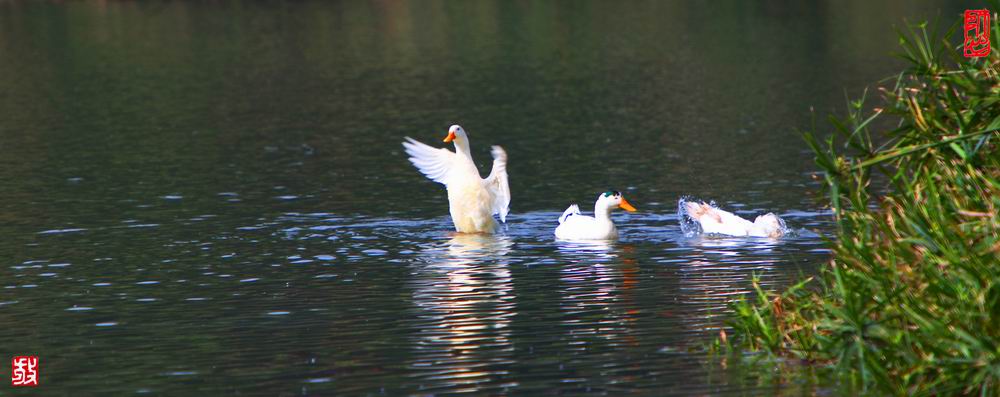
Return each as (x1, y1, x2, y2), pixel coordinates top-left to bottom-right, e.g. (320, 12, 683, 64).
(682, 201, 785, 238)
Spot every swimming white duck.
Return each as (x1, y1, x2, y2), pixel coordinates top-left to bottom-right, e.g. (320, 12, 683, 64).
(403, 125, 510, 233)
(555, 191, 637, 240)
(682, 201, 785, 238)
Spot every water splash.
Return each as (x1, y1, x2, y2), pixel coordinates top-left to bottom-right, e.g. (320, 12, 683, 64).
(677, 197, 793, 238)
(676, 197, 704, 238)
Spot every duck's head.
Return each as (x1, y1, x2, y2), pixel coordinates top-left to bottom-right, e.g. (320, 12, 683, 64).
(443, 124, 467, 143)
(598, 190, 637, 212)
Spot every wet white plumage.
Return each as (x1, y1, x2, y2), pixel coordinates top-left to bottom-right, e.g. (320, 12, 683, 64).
(682, 201, 785, 238)
(403, 125, 509, 233)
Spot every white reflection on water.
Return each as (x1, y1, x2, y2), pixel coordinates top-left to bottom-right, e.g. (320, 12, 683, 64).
(407, 233, 517, 393)
(558, 249, 641, 350)
(554, 239, 614, 256)
(674, 237, 781, 333)
(445, 233, 513, 262)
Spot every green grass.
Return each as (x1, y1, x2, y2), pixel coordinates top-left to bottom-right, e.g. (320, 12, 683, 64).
(722, 11, 1000, 396)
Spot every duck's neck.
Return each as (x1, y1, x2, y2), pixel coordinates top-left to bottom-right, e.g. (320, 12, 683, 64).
(453, 138, 472, 159)
(594, 202, 613, 223)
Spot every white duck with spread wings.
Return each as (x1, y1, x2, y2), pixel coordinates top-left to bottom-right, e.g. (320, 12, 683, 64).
(403, 125, 510, 233)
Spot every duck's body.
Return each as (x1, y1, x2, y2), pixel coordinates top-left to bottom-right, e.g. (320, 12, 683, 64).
(555, 191, 636, 240)
(446, 172, 501, 232)
(556, 204, 619, 240)
(403, 125, 509, 233)
(683, 201, 784, 238)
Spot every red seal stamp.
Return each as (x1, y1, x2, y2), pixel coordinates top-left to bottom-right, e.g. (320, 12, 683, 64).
(11, 356, 38, 387)
(964, 9, 991, 58)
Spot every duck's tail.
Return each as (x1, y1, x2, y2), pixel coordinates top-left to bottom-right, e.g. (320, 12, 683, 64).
(559, 204, 581, 224)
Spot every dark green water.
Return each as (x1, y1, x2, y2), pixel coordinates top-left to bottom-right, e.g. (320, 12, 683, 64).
(0, 1, 967, 395)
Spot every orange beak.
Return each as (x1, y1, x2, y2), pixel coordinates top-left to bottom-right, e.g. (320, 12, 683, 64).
(443, 131, 456, 143)
(619, 197, 637, 212)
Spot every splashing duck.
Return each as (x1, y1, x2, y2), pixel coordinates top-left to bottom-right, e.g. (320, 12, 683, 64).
(555, 191, 637, 240)
(403, 125, 510, 233)
(682, 201, 785, 238)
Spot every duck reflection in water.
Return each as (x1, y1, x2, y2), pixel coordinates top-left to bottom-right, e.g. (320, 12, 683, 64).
(557, 244, 642, 353)
(671, 237, 781, 336)
(554, 239, 614, 257)
(406, 233, 516, 393)
(444, 233, 513, 262)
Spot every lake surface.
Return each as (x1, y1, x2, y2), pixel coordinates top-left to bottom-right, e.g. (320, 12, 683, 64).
(0, 1, 965, 395)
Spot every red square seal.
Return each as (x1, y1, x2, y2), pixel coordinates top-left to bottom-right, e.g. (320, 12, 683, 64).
(11, 356, 38, 387)
(964, 9, 991, 58)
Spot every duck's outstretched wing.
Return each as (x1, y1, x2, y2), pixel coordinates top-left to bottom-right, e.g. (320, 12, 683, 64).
(485, 145, 510, 223)
(402, 137, 456, 185)
(559, 204, 581, 224)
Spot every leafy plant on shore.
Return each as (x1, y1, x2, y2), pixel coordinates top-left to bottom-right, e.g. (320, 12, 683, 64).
(726, 12, 1000, 395)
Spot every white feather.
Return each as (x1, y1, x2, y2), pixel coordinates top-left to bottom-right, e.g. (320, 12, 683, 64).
(559, 204, 580, 224)
(485, 145, 510, 223)
(402, 137, 456, 184)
